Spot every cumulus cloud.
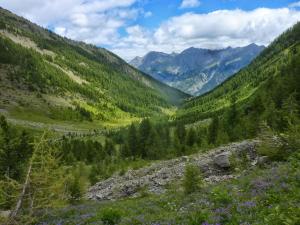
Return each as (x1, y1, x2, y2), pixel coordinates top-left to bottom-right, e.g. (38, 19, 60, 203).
(115, 8, 300, 60)
(180, 0, 201, 9)
(0, 0, 138, 45)
(1, 1, 300, 61)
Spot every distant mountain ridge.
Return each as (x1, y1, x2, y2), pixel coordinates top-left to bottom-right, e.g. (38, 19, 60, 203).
(130, 44, 265, 96)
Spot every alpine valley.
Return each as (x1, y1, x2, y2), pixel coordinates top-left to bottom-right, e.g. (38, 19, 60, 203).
(0, 4, 300, 225)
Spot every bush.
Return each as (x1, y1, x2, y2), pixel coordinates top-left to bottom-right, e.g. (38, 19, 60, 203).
(99, 208, 122, 225)
(183, 164, 202, 194)
(187, 211, 209, 225)
(258, 123, 287, 161)
(211, 186, 232, 204)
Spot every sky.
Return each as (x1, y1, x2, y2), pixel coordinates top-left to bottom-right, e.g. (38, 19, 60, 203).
(1, 0, 300, 61)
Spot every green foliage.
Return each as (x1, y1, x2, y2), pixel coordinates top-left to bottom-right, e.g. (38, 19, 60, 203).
(98, 208, 122, 225)
(258, 123, 288, 161)
(210, 186, 232, 205)
(127, 124, 138, 157)
(38, 153, 300, 225)
(0, 116, 33, 181)
(186, 128, 197, 147)
(187, 211, 209, 225)
(183, 164, 202, 195)
(0, 8, 188, 125)
(208, 116, 219, 145)
(66, 164, 87, 203)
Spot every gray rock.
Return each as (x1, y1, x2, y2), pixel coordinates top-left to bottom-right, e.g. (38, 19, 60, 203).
(258, 156, 269, 165)
(214, 152, 231, 168)
(86, 140, 260, 201)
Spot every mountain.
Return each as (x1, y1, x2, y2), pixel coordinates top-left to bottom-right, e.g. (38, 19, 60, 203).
(130, 44, 265, 96)
(0, 7, 188, 130)
(176, 21, 300, 128)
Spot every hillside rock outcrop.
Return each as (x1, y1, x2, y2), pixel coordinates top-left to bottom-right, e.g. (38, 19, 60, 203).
(87, 140, 260, 201)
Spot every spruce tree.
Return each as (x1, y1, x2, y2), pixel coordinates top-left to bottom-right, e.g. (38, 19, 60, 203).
(208, 116, 219, 145)
(175, 123, 186, 144)
(138, 119, 152, 158)
(186, 128, 197, 147)
(128, 123, 138, 157)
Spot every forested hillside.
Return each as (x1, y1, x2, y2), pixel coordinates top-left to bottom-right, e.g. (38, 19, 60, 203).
(175, 22, 300, 143)
(0, 7, 188, 130)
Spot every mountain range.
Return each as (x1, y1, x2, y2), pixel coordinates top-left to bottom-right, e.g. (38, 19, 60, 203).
(130, 44, 265, 95)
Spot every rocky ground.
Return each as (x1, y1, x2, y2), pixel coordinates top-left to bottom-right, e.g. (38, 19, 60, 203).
(87, 139, 263, 201)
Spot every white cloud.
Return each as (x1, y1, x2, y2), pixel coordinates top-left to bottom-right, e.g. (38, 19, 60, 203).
(289, 1, 300, 8)
(114, 8, 300, 60)
(1, 1, 300, 61)
(180, 0, 201, 9)
(0, 0, 139, 46)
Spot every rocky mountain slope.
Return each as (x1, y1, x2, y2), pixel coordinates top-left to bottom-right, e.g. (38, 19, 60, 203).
(176, 22, 300, 125)
(87, 140, 260, 201)
(130, 44, 264, 95)
(0, 7, 188, 131)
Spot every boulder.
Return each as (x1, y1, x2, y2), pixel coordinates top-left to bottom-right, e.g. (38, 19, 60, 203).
(258, 156, 269, 165)
(214, 152, 231, 168)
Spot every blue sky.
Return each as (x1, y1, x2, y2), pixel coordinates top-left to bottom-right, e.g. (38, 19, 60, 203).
(1, 0, 300, 60)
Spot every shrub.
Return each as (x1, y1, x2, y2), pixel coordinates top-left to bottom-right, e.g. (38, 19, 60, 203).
(99, 208, 122, 225)
(258, 123, 287, 161)
(187, 211, 209, 225)
(183, 164, 202, 194)
(211, 186, 232, 204)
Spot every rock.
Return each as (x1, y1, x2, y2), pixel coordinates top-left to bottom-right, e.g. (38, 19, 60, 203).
(214, 152, 231, 168)
(0, 210, 11, 218)
(181, 156, 189, 162)
(258, 156, 269, 165)
(86, 140, 259, 201)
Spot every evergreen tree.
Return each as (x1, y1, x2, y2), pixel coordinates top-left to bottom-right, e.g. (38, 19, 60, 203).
(183, 164, 202, 195)
(120, 144, 131, 158)
(186, 128, 197, 147)
(89, 164, 100, 185)
(138, 119, 152, 158)
(146, 128, 161, 159)
(175, 123, 186, 144)
(128, 123, 138, 157)
(104, 139, 115, 156)
(208, 116, 219, 145)
(0, 116, 32, 180)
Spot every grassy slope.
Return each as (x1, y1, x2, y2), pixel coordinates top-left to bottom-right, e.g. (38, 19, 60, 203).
(176, 22, 300, 124)
(0, 8, 188, 131)
(38, 154, 300, 225)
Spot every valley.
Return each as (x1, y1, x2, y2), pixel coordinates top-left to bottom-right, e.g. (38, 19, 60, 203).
(0, 5, 299, 225)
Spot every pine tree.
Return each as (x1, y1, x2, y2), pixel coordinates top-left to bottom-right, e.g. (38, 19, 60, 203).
(208, 116, 219, 145)
(120, 143, 131, 158)
(104, 139, 115, 156)
(186, 128, 197, 147)
(183, 164, 202, 195)
(175, 123, 186, 144)
(128, 123, 138, 157)
(138, 119, 152, 158)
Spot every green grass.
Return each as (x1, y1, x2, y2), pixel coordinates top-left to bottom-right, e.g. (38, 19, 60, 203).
(37, 152, 300, 225)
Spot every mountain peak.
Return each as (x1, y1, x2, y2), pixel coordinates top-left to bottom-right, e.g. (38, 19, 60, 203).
(130, 44, 265, 95)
